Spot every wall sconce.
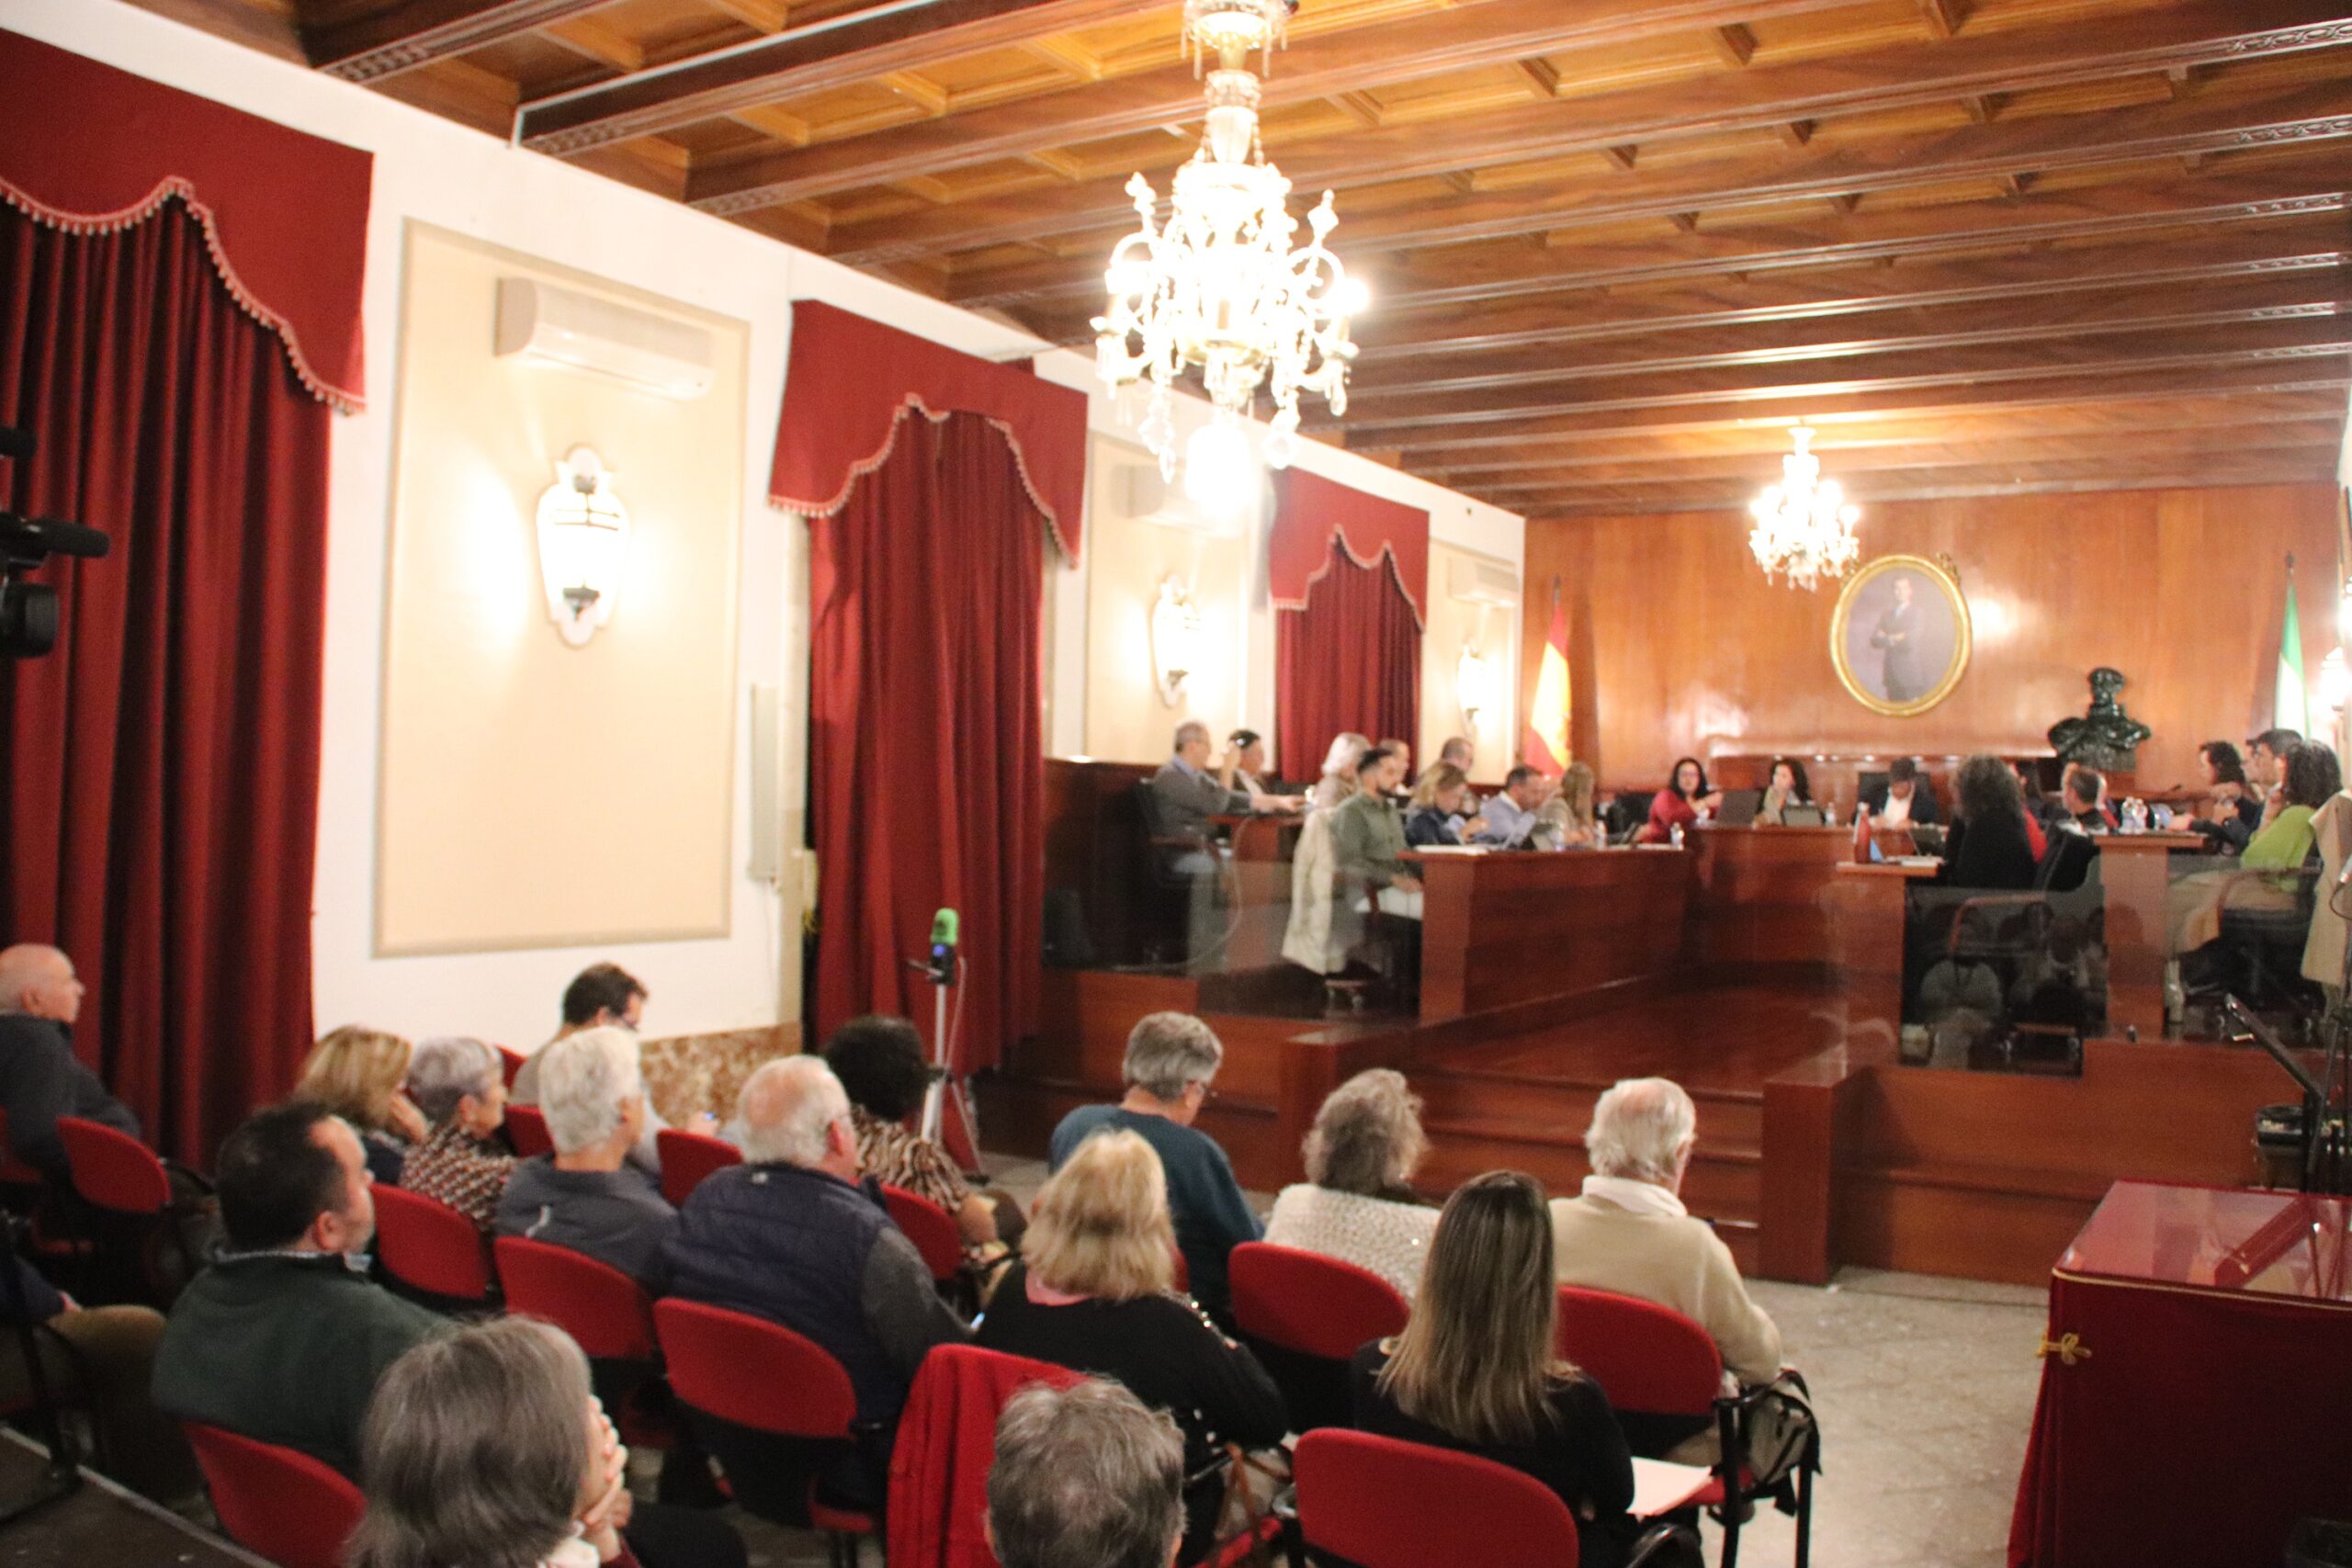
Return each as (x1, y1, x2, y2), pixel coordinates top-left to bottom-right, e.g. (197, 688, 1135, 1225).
(534, 446, 629, 649)
(2318, 646, 2351, 719)
(1150, 575, 1202, 707)
(1457, 642, 1496, 729)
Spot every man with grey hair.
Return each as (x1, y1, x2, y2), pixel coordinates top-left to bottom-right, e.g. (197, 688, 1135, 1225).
(1047, 1012, 1261, 1321)
(1551, 1076, 1782, 1457)
(661, 1055, 968, 1509)
(397, 1036, 517, 1232)
(0, 943, 139, 1179)
(494, 1026, 676, 1283)
(988, 1381, 1185, 1568)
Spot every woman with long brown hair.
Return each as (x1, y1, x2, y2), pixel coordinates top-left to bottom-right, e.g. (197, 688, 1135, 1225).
(1351, 1170, 1638, 1567)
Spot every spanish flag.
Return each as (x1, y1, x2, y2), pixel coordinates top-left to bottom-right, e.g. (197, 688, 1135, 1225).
(1524, 577, 1571, 773)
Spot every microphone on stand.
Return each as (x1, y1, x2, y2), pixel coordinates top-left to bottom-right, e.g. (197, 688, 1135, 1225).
(927, 907, 958, 985)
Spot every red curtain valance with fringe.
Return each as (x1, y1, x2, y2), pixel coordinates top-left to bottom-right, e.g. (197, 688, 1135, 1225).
(1269, 468, 1430, 628)
(768, 300, 1089, 562)
(0, 29, 371, 411)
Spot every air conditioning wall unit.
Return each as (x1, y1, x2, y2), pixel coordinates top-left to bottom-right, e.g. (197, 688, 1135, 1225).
(493, 277, 716, 400)
(1447, 554, 1521, 607)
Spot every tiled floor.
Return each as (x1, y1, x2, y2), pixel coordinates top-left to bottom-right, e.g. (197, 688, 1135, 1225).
(715, 1158, 2048, 1568)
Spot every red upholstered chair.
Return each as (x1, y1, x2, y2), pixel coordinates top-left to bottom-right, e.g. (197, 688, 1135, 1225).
(1290, 1429, 1584, 1568)
(54, 1117, 169, 1214)
(886, 1344, 1083, 1568)
(496, 1044, 529, 1089)
(503, 1103, 554, 1160)
(373, 1185, 494, 1306)
(184, 1421, 365, 1568)
(493, 1236, 655, 1360)
(882, 1185, 963, 1283)
(657, 1129, 741, 1208)
(654, 1299, 879, 1563)
(1229, 1242, 1408, 1432)
(1554, 1286, 1815, 1568)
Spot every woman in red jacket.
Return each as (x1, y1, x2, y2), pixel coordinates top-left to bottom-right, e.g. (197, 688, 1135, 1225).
(1640, 757, 1723, 843)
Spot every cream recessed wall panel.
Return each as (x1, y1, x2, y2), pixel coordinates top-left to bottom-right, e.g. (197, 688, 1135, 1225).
(1420, 541, 1519, 784)
(377, 225, 747, 954)
(1082, 435, 1253, 764)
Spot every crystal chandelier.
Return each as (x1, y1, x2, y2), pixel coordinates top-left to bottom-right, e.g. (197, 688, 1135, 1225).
(1094, 0, 1365, 494)
(1748, 426, 1861, 591)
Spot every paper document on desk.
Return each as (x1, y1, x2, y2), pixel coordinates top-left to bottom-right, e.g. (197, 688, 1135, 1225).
(1408, 844, 1487, 854)
(1632, 1457, 1713, 1518)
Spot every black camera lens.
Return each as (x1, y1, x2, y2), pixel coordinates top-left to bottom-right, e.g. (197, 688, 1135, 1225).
(0, 580, 59, 659)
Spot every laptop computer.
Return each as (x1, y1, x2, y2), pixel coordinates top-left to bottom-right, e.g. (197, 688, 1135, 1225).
(1715, 788, 1764, 827)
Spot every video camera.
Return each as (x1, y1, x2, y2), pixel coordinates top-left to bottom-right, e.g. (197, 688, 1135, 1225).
(0, 423, 109, 660)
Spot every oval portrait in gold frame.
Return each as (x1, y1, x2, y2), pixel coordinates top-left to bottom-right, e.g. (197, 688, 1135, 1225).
(1829, 554, 1971, 717)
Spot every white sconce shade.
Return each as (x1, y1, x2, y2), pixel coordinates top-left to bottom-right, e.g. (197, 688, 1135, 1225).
(1150, 576, 1203, 707)
(535, 446, 629, 648)
(2318, 646, 2351, 717)
(1457, 643, 1496, 728)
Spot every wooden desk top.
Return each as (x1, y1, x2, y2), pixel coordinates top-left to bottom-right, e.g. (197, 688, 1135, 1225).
(1834, 860, 1941, 880)
(2094, 829, 2208, 851)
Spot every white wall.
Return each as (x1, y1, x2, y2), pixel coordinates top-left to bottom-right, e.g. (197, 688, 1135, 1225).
(11, 0, 1520, 1044)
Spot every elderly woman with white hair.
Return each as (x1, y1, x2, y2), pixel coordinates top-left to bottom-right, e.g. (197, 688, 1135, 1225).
(1265, 1068, 1437, 1301)
(494, 1027, 676, 1284)
(1550, 1077, 1783, 1459)
(399, 1035, 518, 1233)
(1306, 731, 1372, 814)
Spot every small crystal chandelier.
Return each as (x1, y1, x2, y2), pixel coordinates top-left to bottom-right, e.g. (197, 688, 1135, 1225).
(1094, 0, 1365, 495)
(1748, 426, 1861, 592)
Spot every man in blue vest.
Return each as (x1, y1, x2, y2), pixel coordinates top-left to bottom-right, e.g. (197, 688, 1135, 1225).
(662, 1055, 969, 1513)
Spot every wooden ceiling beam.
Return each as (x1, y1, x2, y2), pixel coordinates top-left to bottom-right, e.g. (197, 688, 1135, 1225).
(812, 0, 2352, 262)
(513, 0, 1151, 154)
(679, 0, 1871, 213)
(1343, 275, 2351, 394)
(309, 0, 623, 81)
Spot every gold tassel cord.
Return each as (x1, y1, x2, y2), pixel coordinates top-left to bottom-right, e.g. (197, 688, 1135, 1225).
(2035, 1333, 2092, 1367)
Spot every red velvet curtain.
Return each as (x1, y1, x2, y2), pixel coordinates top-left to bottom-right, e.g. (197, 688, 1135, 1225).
(0, 200, 327, 1163)
(1275, 537, 1422, 782)
(808, 411, 1045, 1083)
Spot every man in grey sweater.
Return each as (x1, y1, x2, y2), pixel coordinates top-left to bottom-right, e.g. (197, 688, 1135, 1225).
(494, 1026, 675, 1284)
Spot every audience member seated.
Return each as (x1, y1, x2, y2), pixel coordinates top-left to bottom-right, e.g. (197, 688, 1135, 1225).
(1379, 738, 1416, 800)
(0, 1250, 193, 1501)
(1330, 746, 1424, 921)
(1353, 1172, 1639, 1568)
(1474, 766, 1555, 849)
(400, 1036, 519, 1233)
(1264, 1068, 1437, 1301)
(977, 1131, 1285, 1563)
(515, 964, 680, 1172)
(1216, 728, 1302, 811)
(1048, 1012, 1261, 1323)
(2060, 765, 2115, 832)
(661, 1056, 968, 1506)
(348, 1316, 748, 1568)
(1864, 757, 1940, 829)
(1150, 720, 1255, 845)
(1940, 754, 2039, 891)
(1758, 757, 1813, 826)
(1640, 757, 1723, 843)
(2248, 727, 2302, 824)
(988, 1380, 1185, 1568)
(297, 1025, 428, 1185)
(1538, 761, 1607, 850)
(1549, 1079, 1782, 1462)
(1307, 732, 1371, 814)
(0, 943, 141, 1180)
(1402, 764, 1487, 848)
(153, 1102, 444, 1479)
(1437, 735, 1476, 790)
(823, 1014, 1014, 1280)
(2190, 739, 2262, 850)
(495, 1026, 676, 1285)
(2172, 740, 2341, 955)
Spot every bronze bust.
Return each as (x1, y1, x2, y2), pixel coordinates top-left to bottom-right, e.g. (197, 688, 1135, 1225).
(2048, 667, 2152, 772)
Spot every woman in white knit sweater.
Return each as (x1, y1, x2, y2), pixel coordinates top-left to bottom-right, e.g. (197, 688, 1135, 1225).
(1265, 1068, 1438, 1301)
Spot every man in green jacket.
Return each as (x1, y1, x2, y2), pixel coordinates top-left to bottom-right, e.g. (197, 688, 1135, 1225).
(152, 1101, 439, 1478)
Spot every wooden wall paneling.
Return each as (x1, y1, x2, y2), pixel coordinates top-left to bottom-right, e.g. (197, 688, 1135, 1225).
(2098, 834, 2207, 1043)
(1690, 824, 1853, 969)
(1408, 848, 1693, 1023)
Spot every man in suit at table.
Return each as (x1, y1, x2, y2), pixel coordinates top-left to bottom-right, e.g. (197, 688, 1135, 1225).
(1151, 721, 1253, 853)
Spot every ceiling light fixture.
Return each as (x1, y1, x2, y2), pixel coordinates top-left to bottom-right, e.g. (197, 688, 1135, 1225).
(1094, 0, 1365, 491)
(1748, 426, 1861, 592)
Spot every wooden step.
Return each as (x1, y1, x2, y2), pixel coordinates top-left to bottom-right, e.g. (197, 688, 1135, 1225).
(1409, 1068, 1764, 1148)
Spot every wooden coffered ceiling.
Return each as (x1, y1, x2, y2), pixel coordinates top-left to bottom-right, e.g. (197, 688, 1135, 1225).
(129, 0, 2352, 516)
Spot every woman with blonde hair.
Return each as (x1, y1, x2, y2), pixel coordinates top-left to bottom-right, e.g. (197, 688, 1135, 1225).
(1352, 1170, 1638, 1568)
(1403, 765, 1488, 849)
(1538, 761, 1606, 850)
(975, 1130, 1285, 1562)
(1265, 1069, 1437, 1300)
(295, 1025, 427, 1182)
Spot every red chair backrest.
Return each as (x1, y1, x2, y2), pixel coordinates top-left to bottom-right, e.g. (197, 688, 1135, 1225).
(493, 1236, 656, 1360)
(1554, 1284, 1724, 1418)
(373, 1185, 493, 1303)
(0, 1108, 44, 1187)
(1229, 1242, 1409, 1360)
(654, 1298, 856, 1439)
(886, 1344, 1086, 1568)
(504, 1103, 554, 1159)
(882, 1185, 963, 1282)
(1294, 1429, 1579, 1568)
(657, 1129, 741, 1208)
(55, 1116, 169, 1214)
(496, 1045, 529, 1089)
(183, 1421, 365, 1568)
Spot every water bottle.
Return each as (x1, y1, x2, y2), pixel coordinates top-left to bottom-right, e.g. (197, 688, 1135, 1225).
(1669, 821, 1685, 849)
(2122, 796, 2149, 833)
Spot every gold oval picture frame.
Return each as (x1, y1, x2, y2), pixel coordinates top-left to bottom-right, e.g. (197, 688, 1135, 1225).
(1829, 554, 1972, 717)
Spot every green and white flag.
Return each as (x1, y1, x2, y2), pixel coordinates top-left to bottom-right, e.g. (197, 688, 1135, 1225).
(2276, 573, 2310, 738)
